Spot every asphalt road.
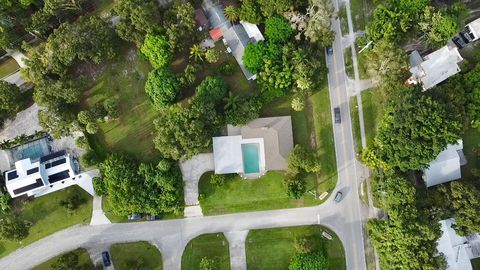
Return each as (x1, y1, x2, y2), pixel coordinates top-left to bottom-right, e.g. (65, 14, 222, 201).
(325, 5, 368, 270)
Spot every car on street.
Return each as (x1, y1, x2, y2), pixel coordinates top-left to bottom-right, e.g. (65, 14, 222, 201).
(146, 213, 163, 221)
(102, 251, 111, 267)
(334, 107, 341, 123)
(326, 46, 333, 55)
(334, 191, 343, 203)
(127, 214, 142, 220)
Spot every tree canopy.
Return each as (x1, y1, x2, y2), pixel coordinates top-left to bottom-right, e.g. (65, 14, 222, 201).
(368, 174, 444, 270)
(144, 68, 180, 108)
(265, 16, 294, 43)
(0, 81, 22, 123)
(141, 34, 173, 69)
(99, 154, 183, 216)
(371, 88, 462, 171)
(113, 0, 161, 46)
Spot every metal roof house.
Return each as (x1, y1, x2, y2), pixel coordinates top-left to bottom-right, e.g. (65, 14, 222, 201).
(203, 2, 264, 80)
(437, 219, 480, 270)
(423, 140, 466, 188)
(408, 44, 463, 90)
(4, 150, 80, 198)
(213, 117, 293, 178)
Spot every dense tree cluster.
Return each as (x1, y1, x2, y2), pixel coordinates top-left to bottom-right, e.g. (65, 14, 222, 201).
(113, 0, 162, 46)
(368, 174, 445, 270)
(98, 154, 184, 215)
(364, 87, 462, 172)
(145, 68, 180, 108)
(0, 81, 22, 125)
(163, 0, 197, 50)
(366, 0, 461, 47)
(22, 15, 115, 138)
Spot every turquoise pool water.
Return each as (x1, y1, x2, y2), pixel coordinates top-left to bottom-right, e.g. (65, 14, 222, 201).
(242, 143, 260, 174)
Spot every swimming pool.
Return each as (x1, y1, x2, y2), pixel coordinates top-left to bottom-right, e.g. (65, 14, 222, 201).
(241, 143, 260, 174)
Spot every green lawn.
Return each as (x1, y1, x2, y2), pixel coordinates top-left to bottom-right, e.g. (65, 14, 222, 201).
(199, 171, 319, 215)
(350, 88, 385, 153)
(350, 96, 362, 153)
(350, 0, 375, 32)
(472, 258, 480, 270)
(361, 88, 384, 148)
(0, 56, 20, 79)
(246, 225, 346, 270)
(182, 233, 230, 270)
(110, 241, 162, 270)
(345, 48, 354, 79)
(462, 126, 480, 181)
(33, 248, 95, 270)
(0, 186, 93, 258)
(82, 45, 159, 162)
(339, 3, 349, 35)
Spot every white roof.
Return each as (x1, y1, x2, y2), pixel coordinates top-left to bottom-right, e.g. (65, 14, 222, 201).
(212, 136, 243, 174)
(240, 21, 264, 41)
(467, 18, 480, 41)
(410, 45, 463, 90)
(437, 219, 473, 270)
(5, 158, 46, 197)
(423, 140, 463, 187)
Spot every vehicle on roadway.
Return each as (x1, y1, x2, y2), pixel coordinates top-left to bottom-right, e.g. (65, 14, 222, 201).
(102, 251, 111, 267)
(334, 107, 341, 123)
(128, 214, 142, 220)
(334, 191, 343, 203)
(326, 46, 333, 55)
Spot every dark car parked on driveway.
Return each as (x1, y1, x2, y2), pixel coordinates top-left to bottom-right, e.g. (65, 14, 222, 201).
(334, 107, 341, 124)
(102, 251, 111, 267)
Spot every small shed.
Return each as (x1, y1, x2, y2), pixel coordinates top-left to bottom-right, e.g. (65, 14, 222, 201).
(209, 28, 224, 41)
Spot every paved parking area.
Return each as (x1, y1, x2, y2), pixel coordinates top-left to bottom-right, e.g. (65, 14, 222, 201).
(180, 153, 214, 207)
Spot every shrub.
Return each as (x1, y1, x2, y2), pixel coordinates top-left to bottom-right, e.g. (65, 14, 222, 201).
(86, 122, 99, 134)
(219, 61, 235, 75)
(291, 96, 305, 111)
(93, 177, 106, 196)
(289, 251, 329, 270)
(199, 257, 217, 270)
(0, 216, 29, 241)
(205, 49, 220, 63)
(80, 150, 100, 168)
(103, 98, 120, 118)
(60, 194, 86, 212)
(75, 136, 90, 150)
(77, 110, 94, 125)
(284, 173, 306, 199)
(210, 174, 227, 187)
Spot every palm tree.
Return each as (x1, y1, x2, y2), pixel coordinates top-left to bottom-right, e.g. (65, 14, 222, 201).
(224, 6, 239, 22)
(224, 92, 240, 110)
(189, 44, 204, 61)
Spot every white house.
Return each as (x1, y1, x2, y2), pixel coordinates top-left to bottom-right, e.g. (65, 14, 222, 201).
(423, 140, 466, 187)
(4, 150, 79, 198)
(408, 44, 463, 90)
(465, 18, 480, 42)
(437, 219, 480, 270)
(212, 117, 293, 178)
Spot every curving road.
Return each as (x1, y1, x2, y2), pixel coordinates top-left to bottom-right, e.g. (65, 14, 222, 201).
(0, 4, 368, 270)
